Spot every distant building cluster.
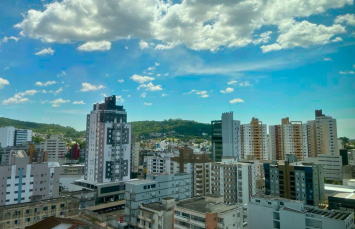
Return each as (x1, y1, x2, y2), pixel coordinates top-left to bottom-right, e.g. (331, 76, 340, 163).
(0, 95, 354, 229)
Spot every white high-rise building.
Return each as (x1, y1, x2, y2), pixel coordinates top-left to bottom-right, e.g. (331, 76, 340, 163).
(211, 112, 241, 162)
(222, 112, 241, 160)
(241, 118, 268, 160)
(0, 126, 15, 147)
(14, 129, 32, 146)
(85, 95, 131, 183)
(0, 127, 33, 148)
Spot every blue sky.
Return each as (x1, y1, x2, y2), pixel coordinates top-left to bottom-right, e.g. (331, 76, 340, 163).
(0, 0, 354, 138)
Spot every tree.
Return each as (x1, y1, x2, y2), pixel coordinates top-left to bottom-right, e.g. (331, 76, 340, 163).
(339, 137, 349, 149)
(332, 180, 341, 185)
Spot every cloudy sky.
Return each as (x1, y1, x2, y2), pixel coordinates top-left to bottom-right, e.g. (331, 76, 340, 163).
(0, 0, 354, 137)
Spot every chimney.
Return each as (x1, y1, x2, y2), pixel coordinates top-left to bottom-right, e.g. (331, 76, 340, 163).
(161, 198, 175, 210)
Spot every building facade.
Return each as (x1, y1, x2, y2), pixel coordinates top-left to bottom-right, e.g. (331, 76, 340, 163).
(241, 118, 268, 160)
(85, 95, 131, 183)
(304, 155, 343, 183)
(264, 161, 325, 206)
(40, 135, 66, 163)
(0, 196, 79, 229)
(314, 110, 339, 156)
(211, 158, 256, 204)
(174, 195, 245, 229)
(248, 194, 354, 229)
(137, 197, 175, 229)
(269, 118, 308, 161)
(0, 151, 60, 206)
(124, 173, 192, 228)
(14, 129, 32, 147)
(211, 112, 241, 162)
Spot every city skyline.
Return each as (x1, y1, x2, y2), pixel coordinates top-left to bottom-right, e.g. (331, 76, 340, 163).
(0, 0, 354, 138)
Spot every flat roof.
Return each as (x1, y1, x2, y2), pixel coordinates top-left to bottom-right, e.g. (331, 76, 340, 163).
(125, 179, 155, 185)
(176, 197, 236, 214)
(86, 200, 125, 211)
(142, 202, 165, 212)
(330, 192, 355, 200)
(325, 184, 355, 193)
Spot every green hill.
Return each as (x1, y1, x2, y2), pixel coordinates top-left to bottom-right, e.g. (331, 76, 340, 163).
(0, 117, 211, 140)
(0, 117, 85, 139)
(131, 119, 211, 138)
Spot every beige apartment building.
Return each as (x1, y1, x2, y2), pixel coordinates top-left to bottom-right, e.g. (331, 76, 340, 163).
(241, 118, 268, 160)
(0, 196, 79, 229)
(269, 117, 308, 161)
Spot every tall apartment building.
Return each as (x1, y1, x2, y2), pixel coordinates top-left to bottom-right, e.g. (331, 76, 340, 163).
(248, 194, 354, 229)
(314, 110, 339, 155)
(0, 196, 79, 229)
(174, 195, 245, 229)
(40, 135, 66, 163)
(241, 118, 268, 160)
(211, 112, 241, 162)
(0, 150, 60, 206)
(0, 127, 32, 147)
(85, 95, 131, 183)
(264, 160, 325, 206)
(124, 173, 192, 228)
(269, 118, 308, 160)
(171, 146, 211, 197)
(211, 158, 256, 204)
(131, 138, 140, 174)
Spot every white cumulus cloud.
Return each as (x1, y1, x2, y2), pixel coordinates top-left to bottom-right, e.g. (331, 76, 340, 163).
(140, 92, 147, 98)
(35, 48, 55, 55)
(185, 90, 209, 98)
(227, 80, 238, 85)
(261, 20, 346, 53)
(220, 87, 234, 94)
(77, 41, 111, 52)
(80, 83, 105, 92)
(35, 81, 57, 87)
(0, 78, 10, 89)
(50, 98, 70, 107)
(230, 98, 245, 104)
(137, 82, 163, 91)
(130, 74, 155, 84)
(2, 90, 38, 105)
(2, 36, 20, 43)
(73, 101, 86, 105)
(144, 103, 152, 106)
(334, 14, 355, 26)
(14, 0, 353, 52)
(118, 79, 124, 83)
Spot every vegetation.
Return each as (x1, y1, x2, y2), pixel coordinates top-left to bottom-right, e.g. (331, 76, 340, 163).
(131, 119, 211, 138)
(0, 117, 85, 139)
(0, 117, 211, 140)
(339, 136, 355, 149)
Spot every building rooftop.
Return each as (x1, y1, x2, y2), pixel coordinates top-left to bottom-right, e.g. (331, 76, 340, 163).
(125, 179, 155, 185)
(176, 197, 237, 214)
(330, 192, 355, 200)
(304, 207, 352, 221)
(142, 202, 165, 212)
(26, 216, 89, 229)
